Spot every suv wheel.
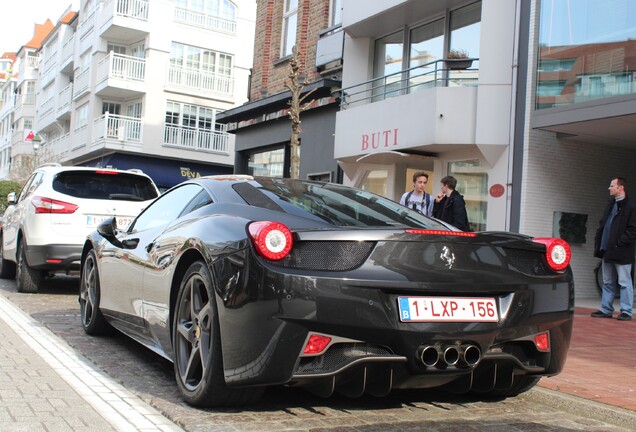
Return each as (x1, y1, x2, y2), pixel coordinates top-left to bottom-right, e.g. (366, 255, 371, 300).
(16, 240, 43, 293)
(0, 233, 16, 279)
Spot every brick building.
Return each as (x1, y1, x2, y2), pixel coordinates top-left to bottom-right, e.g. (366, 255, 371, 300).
(217, 0, 343, 182)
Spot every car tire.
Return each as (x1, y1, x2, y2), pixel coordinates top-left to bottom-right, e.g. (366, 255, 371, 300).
(79, 249, 112, 335)
(0, 233, 16, 279)
(16, 240, 43, 293)
(173, 260, 263, 407)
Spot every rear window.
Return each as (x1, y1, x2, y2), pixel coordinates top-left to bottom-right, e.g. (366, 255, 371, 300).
(52, 171, 159, 201)
(235, 177, 448, 229)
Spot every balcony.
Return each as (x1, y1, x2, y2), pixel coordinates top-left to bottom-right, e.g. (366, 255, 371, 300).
(100, 0, 150, 41)
(94, 113, 142, 144)
(334, 59, 480, 161)
(339, 58, 478, 109)
(57, 83, 73, 119)
(163, 125, 229, 154)
(174, 7, 236, 34)
(14, 93, 36, 120)
(166, 65, 233, 99)
(17, 55, 40, 85)
(36, 95, 56, 130)
(60, 38, 75, 73)
(73, 68, 91, 100)
(315, 26, 343, 70)
(47, 133, 72, 160)
(95, 53, 146, 98)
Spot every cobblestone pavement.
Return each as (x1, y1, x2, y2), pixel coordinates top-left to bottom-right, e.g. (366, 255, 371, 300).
(1, 276, 635, 432)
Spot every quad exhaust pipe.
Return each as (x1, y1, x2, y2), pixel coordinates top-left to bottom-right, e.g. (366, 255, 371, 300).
(418, 344, 481, 369)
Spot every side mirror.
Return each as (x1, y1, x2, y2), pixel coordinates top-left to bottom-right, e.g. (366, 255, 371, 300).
(97, 217, 124, 248)
(7, 192, 17, 205)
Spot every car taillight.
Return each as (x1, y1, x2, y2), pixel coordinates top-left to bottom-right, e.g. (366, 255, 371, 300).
(95, 170, 118, 175)
(405, 229, 477, 237)
(31, 196, 79, 214)
(533, 237, 571, 271)
(248, 221, 293, 261)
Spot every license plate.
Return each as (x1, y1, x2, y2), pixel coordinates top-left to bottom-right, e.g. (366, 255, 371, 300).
(398, 296, 499, 322)
(87, 215, 133, 230)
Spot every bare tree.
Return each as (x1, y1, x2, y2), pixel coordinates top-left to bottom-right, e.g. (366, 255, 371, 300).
(285, 45, 316, 179)
(9, 140, 56, 182)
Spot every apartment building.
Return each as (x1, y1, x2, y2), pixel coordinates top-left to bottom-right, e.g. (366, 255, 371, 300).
(0, 52, 17, 179)
(216, 0, 343, 182)
(0, 21, 54, 180)
(33, 0, 256, 190)
(335, 0, 636, 298)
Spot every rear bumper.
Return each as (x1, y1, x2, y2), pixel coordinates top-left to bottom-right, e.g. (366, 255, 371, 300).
(25, 244, 82, 271)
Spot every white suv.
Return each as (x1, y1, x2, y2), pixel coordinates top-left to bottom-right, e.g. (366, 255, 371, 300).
(0, 164, 159, 292)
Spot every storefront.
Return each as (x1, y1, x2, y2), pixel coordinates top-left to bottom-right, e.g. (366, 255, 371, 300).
(82, 153, 232, 192)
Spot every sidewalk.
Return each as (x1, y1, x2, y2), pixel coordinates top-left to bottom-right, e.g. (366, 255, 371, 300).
(538, 298, 636, 412)
(0, 294, 183, 432)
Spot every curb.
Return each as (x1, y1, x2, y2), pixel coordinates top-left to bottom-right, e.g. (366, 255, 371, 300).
(525, 386, 636, 430)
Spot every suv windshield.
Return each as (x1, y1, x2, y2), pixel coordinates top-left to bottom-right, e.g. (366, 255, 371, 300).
(53, 171, 159, 201)
(236, 177, 448, 229)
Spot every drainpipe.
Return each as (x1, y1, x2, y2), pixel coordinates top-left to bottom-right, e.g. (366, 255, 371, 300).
(506, 0, 523, 232)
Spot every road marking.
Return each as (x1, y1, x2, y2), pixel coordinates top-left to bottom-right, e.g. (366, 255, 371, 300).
(0, 295, 184, 432)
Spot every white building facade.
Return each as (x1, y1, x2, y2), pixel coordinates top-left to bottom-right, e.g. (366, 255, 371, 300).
(32, 0, 256, 190)
(335, 0, 636, 299)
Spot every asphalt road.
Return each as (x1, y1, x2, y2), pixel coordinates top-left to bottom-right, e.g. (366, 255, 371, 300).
(0, 275, 633, 432)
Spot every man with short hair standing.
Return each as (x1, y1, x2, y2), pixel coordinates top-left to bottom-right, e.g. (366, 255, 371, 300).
(400, 172, 433, 216)
(433, 175, 470, 231)
(592, 177, 635, 321)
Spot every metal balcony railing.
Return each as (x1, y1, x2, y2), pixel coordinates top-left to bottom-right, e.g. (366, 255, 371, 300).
(338, 57, 479, 109)
(174, 7, 236, 34)
(163, 125, 229, 154)
(166, 65, 232, 96)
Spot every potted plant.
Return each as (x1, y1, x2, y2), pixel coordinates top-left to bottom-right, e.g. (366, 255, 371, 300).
(445, 49, 473, 70)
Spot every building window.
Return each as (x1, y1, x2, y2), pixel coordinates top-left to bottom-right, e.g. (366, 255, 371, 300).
(175, 0, 236, 20)
(448, 159, 487, 232)
(170, 43, 233, 77)
(373, 1, 481, 96)
(164, 101, 222, 147)
(359, 169, 388, 197)
(536, 0, 636, 109)
(247, 148, 285, 177)
(281, 0, 298, 57)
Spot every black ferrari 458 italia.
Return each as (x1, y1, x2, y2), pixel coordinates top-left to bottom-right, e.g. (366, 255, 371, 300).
(79, 175, 574, 407)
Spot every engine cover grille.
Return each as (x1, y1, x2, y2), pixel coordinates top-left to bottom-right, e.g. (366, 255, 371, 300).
(275, 241, 374, 271)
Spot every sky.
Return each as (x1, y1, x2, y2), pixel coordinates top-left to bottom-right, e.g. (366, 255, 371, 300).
(0, 1, 80, 55)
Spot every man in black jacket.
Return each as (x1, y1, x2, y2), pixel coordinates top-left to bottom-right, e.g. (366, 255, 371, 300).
(592, 177, 635, 321)
(433, 175, 470, 231)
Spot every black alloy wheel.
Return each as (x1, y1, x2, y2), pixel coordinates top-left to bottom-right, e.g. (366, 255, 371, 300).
(173, 260, 262, 407)
(79, 249, 111, 335)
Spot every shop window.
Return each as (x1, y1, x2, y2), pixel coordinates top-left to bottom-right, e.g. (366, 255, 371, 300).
(448, 160, 487, 232)
(247, 148, 285, 177)
(359, 169, 388, 197)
